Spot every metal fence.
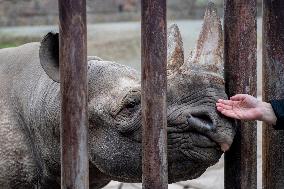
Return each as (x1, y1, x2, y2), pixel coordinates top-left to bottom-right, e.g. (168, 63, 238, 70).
(224, 1, 257, 188)
(58, 0, 284, 189)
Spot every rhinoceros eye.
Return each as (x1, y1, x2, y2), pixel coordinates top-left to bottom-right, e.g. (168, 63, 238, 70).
(117, 92, 141, 118)
(125, 101, 136, 111)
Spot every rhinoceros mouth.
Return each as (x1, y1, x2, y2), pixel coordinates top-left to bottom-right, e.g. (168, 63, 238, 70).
(168, 129, 221, 160)
(166, 124, 223, 182)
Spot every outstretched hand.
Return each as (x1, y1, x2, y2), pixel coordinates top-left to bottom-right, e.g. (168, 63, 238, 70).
(216, 94, 262, 120)
(216, 94, 277, 125)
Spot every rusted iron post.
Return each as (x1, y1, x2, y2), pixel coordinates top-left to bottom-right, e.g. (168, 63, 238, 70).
(263, 1, 284, 188)
(141, 0, 168, 188)
(58, 0, 89, 189)
(224, 0, 257, 188)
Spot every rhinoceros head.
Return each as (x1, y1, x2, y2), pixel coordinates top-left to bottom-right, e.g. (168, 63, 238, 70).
(39, 3, 234, 185)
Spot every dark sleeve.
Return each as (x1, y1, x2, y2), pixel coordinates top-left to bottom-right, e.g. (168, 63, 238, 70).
(270, 99, 284, 130)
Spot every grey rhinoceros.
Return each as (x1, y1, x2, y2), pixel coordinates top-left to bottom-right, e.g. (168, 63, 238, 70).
(0, 3, 234, 189)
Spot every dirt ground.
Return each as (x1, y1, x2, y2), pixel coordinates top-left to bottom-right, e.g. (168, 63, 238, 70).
(0, 19, 263, 189)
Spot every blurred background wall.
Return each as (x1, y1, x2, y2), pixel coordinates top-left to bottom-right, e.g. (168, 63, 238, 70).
(0, 0, 262, 26)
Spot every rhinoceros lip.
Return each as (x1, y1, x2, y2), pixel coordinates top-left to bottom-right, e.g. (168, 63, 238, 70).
(167, 129, 218, 149)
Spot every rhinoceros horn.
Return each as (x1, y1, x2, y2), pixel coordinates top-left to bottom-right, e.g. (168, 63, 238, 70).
(167, 24, 184, 74)
(186, 2, 224, 77)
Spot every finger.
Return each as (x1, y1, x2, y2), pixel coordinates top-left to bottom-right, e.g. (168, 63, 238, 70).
(216, 103, 224, 109)
(217, 99, 226, 103)
(216, 102, 221, 106)
(217, 99, 234, 106)
(216, 106, 223, 112)
(217, 103, 233, 110)
(230, 94, 247, 101)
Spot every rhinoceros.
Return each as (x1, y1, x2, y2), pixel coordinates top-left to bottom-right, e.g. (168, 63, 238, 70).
(0, 3, 234, 189)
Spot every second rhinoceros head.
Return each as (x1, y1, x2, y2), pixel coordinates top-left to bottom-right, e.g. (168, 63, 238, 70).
(39, 3, 234, 184)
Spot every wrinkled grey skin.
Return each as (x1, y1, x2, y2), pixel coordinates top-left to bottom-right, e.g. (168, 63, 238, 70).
(0, 4, 234, 189)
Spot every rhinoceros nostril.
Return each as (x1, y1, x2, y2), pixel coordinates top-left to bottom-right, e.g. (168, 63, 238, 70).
(187, 114, 214, 133)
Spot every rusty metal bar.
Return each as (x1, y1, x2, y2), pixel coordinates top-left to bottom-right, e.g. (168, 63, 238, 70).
(224, 0, 257, 188)
(58, 0, 89, 189)
(263, 1, 284, 188)
(141, 0, 168, 188)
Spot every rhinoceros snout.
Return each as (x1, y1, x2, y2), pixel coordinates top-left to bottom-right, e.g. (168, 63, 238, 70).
(167, 104, 234, 154)
(187, 114, 232, 152)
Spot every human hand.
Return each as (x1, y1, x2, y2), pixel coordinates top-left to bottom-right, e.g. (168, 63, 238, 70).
(216, 94, 277, 125)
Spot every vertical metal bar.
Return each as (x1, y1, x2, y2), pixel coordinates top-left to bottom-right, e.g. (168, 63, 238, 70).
(58, 0, 89, 189)
(224, 0, 257, 188)
(141, 0, 168, 188)
(263, 1, 284, 188)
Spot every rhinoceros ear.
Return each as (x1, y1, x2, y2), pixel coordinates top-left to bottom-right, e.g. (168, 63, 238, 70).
(186, 2, 224, 76)
(167, 24, 184, 74)
(39, 32, 60, 82)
